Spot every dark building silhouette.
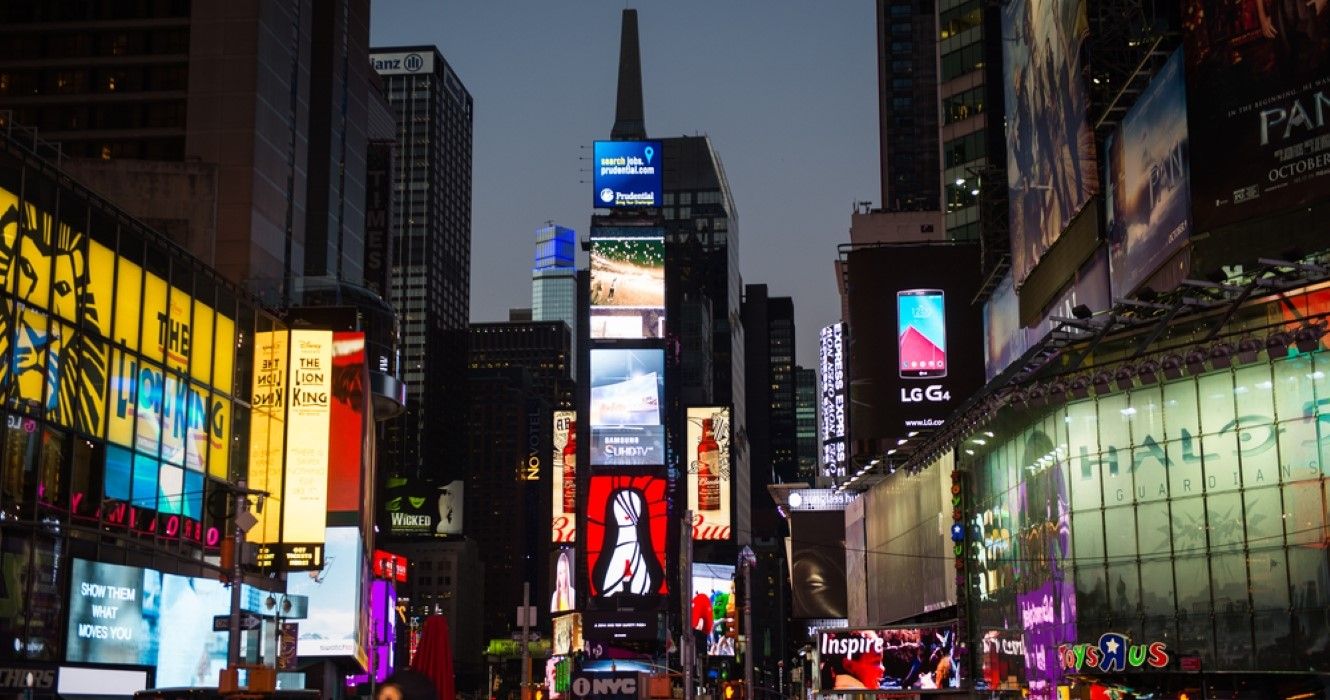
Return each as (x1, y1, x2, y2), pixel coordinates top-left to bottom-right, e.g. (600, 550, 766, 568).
(795, 367, 818, 482)
(470, 321, 574, 409)
(877, 0, 941, 212)
(371, 45, 473, 482)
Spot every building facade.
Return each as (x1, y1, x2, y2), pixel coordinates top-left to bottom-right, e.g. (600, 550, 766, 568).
(371, 46, 473, 483)
(532, 223, 577, 373)
(876, 0, 941, 212)
(795, 367, 818, 483)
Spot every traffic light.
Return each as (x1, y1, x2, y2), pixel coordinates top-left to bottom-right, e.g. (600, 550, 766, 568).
(720, 681, 745, 700)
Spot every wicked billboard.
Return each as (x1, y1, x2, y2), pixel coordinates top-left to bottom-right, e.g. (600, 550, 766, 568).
(1183, 0, 1330, 233)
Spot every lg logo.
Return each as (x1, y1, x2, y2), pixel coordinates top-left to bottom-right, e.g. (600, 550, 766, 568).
(900, 385, 950, 403)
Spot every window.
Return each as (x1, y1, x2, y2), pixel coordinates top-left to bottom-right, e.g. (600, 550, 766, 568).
(942, 86, 985, 124)
(943, 131, 986, 166)
(941, 42, 984, 81)
(939, 1, 982, 39)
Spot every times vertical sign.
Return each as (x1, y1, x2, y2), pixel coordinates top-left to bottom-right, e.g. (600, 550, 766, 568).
(819, 323, 847, 479)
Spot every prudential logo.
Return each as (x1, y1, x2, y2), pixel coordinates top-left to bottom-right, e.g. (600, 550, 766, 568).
(600, 188, 615, 204)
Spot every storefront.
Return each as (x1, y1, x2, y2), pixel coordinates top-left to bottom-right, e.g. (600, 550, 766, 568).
(960, 284, 1330, 698)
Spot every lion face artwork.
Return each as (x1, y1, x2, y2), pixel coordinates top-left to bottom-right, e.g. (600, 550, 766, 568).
(0, 187, 107, 437)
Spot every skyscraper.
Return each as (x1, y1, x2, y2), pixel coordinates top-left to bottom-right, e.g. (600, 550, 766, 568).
(532, 223, 578, 372)
(371, 45, 474, 481)
(877, 0, 941, 212)
(742, 285, 796, 486)
(795, 367, 818, 482)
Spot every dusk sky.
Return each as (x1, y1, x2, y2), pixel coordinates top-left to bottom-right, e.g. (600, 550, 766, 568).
(370, 2, 880, 365)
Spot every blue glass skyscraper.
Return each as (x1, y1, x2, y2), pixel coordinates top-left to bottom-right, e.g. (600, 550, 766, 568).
(532, 223, 578, 372)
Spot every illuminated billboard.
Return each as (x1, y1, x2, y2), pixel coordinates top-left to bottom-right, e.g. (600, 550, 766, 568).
(287, 526, 364, 658)
(1002, 0, 1099, 284)
(818, 323, 847, 479)
(589, 234, 665, 340)
(552, 410, 577, 543)
(815, 624, 961, 691)
(691, 563, 736, 656)
(551, 547, 577, 613)
(247, 330, 288, 563)
(328, 332, 369, 514)
(584, 473, 668, 599)
(66, 558, 264, 685)
(589, 349, 664, 466)
(685, 407, 731, 541)
(383, 477, 463, 537)
(845, 245, 983, 452)
(592, 140, 662, 208)
(1105, 49, 1191, 298)
(552, 612, 583, 656)
(1183, 0, 1330, 232)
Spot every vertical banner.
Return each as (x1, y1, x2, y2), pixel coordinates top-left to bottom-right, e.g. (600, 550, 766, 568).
(328, 332, 367, 514)
(686, 406, 732, 541)
(280, 330, 332, 570)
(552, 409, 576, 543)
(247, 330, 288, 557)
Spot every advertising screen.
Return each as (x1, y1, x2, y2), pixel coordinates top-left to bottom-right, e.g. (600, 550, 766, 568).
(581, 611, 659, 642)
(553, 613, 583, 656)
(551, 547, 577, 613)
(589, 235, 665, 340)
(589, 349, 664, 466)
(1003, 0, 1099, 284)
(65, 559, 263, 685)
(1183, 0, 1330, 232)
(592, 140, 662, 208)
(1105, 49, 1191, 298)
(816, 624, 961, 691)
(287, 526, 364, 658)
(383, 477, 463, 537)
(789, 511, 848, 620)
(819, 323, 847, 479)
(552, 410, 577, 543)
(281, 329, 332, 569)
(685, 407, 731, 541)
(584, 473, 668, 599)
(691, 563, 736, 656)
(248, 330, 288, 556)
(328, 332, 368, 514)
(846, 245, 983, 450)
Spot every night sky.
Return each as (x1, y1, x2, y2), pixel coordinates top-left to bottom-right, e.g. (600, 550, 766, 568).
(371, 1, 879, 366)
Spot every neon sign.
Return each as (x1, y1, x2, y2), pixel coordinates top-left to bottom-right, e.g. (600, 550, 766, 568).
(1058, 634, 1169, 672)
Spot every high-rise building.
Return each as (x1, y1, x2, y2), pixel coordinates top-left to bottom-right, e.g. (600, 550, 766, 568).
(469, 321, 574, 409)
(742, 285, 796, 485)
(372, 45, 473, 481)
(532, 223, 577, 371)
(795, 367, 818, 482)
(877, 0, 941, 212)
(0, 0, 388, 299)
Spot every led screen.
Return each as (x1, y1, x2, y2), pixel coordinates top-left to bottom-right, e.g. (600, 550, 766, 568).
(816, 624, 961, 691)
(551, 547, 577, 613)
(65, 558, 262, 685)
(589, 349, 664, 465)
(552, 612, 583, 656)
(287, 526, 364, 658)
(789, 511, 848, 619)
(552, 410, 577, 543)
(691, 563, 736, 656)
(592, 140, 662, 208)
(1003, 0, 1099, 284)
(328, 332, 368, 514)
(1105, 49, 1191, 298)
(685, 407, 731, 541)
(1183, 0, 1330, 232)
(589, 235, 665, 340)
(819, 323, 847, 479)
(897, 290, 947, 378)
(584, 473, 668, 599)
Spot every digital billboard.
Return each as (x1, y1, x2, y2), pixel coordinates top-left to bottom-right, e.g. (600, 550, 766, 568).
(845, 245, 983, 451)
(1105, 49, 1192, 298)
(589, 349, 664, 466)
(1183, 0, 1330, 232)
(685, 407, 731, 541)
(553, 613, 583, 656)
(691, 563, 736, 656)
(65, 558, 264, 685)
(789, 511, 848, 620)
(819, 323, 847, 479)
(551, 547, 577, 613)
(328, 332, 369, 514)
(248, 329, 288, 559)
(552, 410, 577, 543)
(281, 329, 332, 568)
(1003, 0, 1099, 284)
(815, 624, 961, 691)
(286, 526, 364, 658)
(589, 235, 665, 340)
(383, 477, 464, 537)
(584, 473, 668, 599)
(592, 140, 662, 208)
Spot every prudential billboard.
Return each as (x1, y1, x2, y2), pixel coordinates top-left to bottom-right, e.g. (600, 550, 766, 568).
(593, 141, 662, 208)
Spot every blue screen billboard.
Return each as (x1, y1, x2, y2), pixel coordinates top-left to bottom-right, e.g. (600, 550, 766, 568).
(593, 141, 662, 208)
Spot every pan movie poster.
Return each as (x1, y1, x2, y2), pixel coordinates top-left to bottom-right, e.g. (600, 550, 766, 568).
(1003, 0, 1099, 285)
(1183, 0, 1330, 232)
(1105, 49, 1192, 298)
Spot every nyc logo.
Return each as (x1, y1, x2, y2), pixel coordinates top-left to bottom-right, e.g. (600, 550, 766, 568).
(1058, 633, 1169, 672)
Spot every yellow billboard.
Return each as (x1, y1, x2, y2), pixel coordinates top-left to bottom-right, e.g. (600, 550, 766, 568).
(280, 329, 332, 569)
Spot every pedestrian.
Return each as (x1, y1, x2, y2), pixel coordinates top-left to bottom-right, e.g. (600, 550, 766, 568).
(377, 670, 439, 700)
